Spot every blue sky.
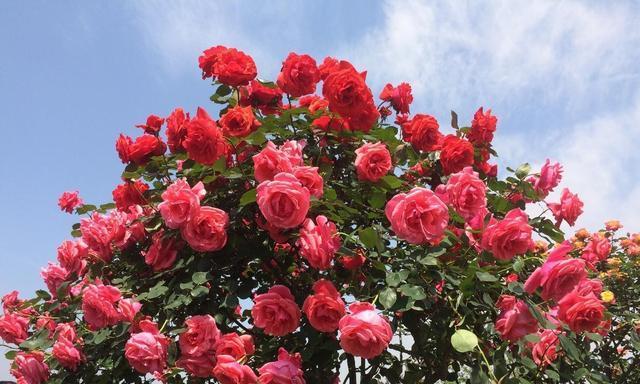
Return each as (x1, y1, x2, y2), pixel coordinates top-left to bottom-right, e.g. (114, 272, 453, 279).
(1, 0, 639, 378)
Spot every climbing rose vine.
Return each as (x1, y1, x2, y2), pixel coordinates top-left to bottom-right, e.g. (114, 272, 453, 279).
(3, 45, 640, 384)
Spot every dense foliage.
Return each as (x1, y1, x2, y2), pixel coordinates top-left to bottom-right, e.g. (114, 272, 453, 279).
(2, 45, 640, 384)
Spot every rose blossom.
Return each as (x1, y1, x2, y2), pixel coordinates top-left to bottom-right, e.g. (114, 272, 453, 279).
(402, 114, 442, 152)
(125, 320, 169, 374)
(252, 142, 295, 183)
(548, 188, 583, 227)
(81, 284, 122, 330)
(581, 232, 611, 266)
(297, 216, 341, 270)
(2, 290, 22, 313)
(166, 107, 190, 153)
(117, 298, 142, 323)
(468, 107, 497, 145)
(80, 210, 131, 262)
(112, 179, 149, 211)
(557, 288, 605, 333)
(354, 142, 392, 182)
(116, 134, 167, 165)
(257, 173, 310, 229)
(530, 159, 563, 197)
(0, 312, 29, 344)
(58, 190, 83, 213)
(56, 240, 87, 276)
(181, 206, 229, 252)
(530, 329, 560, 366)
(302, 280, 346, 333)
(385, 187, 449, 245)
(481, 208, 534, 260)
(524, 241, 588, 302)
(135, 114, 164, 134)
(143, 231, 181, 271)
(220, 105, 261, 138)
(199, 46, 257, 86)
(53, 336, 83, 371)
(279, 140, 305, 166)
(439, 135, 474, 175)
(494, 295, 538, 342)
(179, 315, 221, 357)
(257, 348, 304, 384)
(436, 166, 487, 221)
(40, 262, 69, 298)
(158, 178, 206, 229)
(251, 285, 301, 336)
(379, 82, 413, 114)
(292, 166, 324, 198)
(240, 80, 283, 114)
(338, 302, 393, 359)
(215, 333, 255, 360)
(176, 352, 216, 378)
(10, 352, 49, 384)
(214, 355, 258, 384)
(183, 107, 228, 165)
(277, 52, 320, 97)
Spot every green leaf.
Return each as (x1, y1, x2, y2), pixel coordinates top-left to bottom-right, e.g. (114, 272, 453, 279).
(418, 255, 439, 266)
(386, 270, 410, 287)
(451, 329, 478, 353)
(239, 189, 257, 206)
(19, 329, 51, 350)
(35, 289, 51, 301)
(358, 227, 379, 249)
(368, 191, 387, 209)
(515, 163, 531, 179)
(192, 272, 209, 285)
(545, 369, 560, 381)
(558, 334, 582, 362)
(379, 288, 397, 309)
(147, 282, 168, 299)
(399, 284, 427, 300)
(191, 286, 210, 298)
(475, 271, 498, 282)
(451, 110, 459, 129)
(5, 350, 17, 360)
(380, 175, 403, 189)
(76, 204, 97, 214)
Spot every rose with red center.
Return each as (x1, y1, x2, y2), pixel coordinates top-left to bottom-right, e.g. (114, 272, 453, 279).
(468, 107, 497, 145)
(548, 188, 584, 227)
(256, 173, 310, 229)
(302, 280, 345, 333)
(379, 82, 413, 114)
(557, 288, 605, 333)
(158, 178, 206, 229)
(81, 284, 122, 330)
(199, 46, 257, 86)
(112, 179, 148, 211)
(125, 320, 169, 374)
(58, 190, 83, 213)
(277, 52, 320, 97)
(199, 45, 226, 79)
(181, 206, 229, 252)
(439, 135, 474, 175)
(215, 333, 255, 360)
(239, 80, 283, 114)
(481, 208, 534, 260)
(385, 187, 449, 245)
(297, 215, 341, 270)
(494, 295, 538, 342)
(402, 114, 442, 152)
(354, 142, 392, 182)
(436, 166, 487, 221)
(220, 105, 261, 138)
(135, 114, 164, 134)
(183, 107, 228, 165)
(117, 134, 167, 165)
(166, 107, 190, 153)
(257, 348, 304, 384)
(338, 302, 393, 359)
(251, 285, 300, 337)
(10, 352, 49, 384)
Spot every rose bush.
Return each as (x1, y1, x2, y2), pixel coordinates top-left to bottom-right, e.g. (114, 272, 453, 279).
(2, 45, 640, 384)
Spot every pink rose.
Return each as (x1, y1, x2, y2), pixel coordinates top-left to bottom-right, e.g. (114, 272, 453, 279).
(530, 329, 560, 366)
(81, 284, 122, 330)
(557, 288, 605, 333)
(214, 355, 258, 384)
(481, 208, 533, 260)
(279, 140, 305, 166)
(524, 241, 587, 302)
(257, 348, 305, 384)
(11, 352, 49, 384)
(58, 190, 83, 213)
(338, 302, 393, 359)
(0, 313, 29, 344)
(55, 322, 79, 342)
(252, 142, 294, 183)
(494, 295, 538, 342)
(179, 315, 221, 357)
(251, 285, 301, 336)
(2, 290, 21, 313)
(181, 206, 229, 252)
(118, 298, 142, 323)
(80, 211, 130, 262)
(548, 188, 583, 227)
(292, 166, 324, 198)
(40, 262, 69, 298)
(581, 232, 611, 266)
(530, 159, 563, 197)
(257, 173, 310, 229)
(158, 178, 206, 229)
(354, 142, 392, 182)
(302, 280, 346, 333)
(215, 333, 255, 360)
(176, 352, 216, 378)
(385, 187, 449, 245)
(437, 166, 486, 221)
(53, 336, 83, 371)
(57, 240, 88, 276)
(144, 231, 181, 271)
(125, 320, 169, 374)
(297, 216, 341, 270)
